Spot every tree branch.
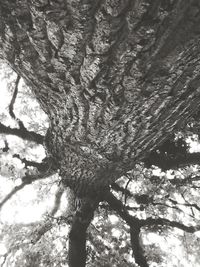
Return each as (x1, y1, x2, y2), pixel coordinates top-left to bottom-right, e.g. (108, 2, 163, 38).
(30, 219, 54, 244)
(168, 198, 200, 212)
(169, 174, 200, 186)
(49, 185, 64, 216)
(0, 251, 9, 267)
(111, 183, 134, 198)
(140, 217, 200, 233)
(2, 139, 9, 152)
(130, 226, 149, 267)
(144, 152, 200, 170)
(9, 75, 20, 120)
(104, 191, 149, 267)
(0, 122, 44, 144)
(0, 167, 57, 210)
(5, 74, 45, 145)
(68, 196, 99, 267)
(30, 194, 69, 245)
(105, 191, 200, 266)
(0, 182, 27, 210)
(104, 191, 139, 226)
(8, 74, 30, 131)
(13, 154, 49, 172)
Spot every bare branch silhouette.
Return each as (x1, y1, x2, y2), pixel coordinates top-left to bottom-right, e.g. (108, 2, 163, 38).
(0, 166, 57, 210)
(0, 122, 44, 144)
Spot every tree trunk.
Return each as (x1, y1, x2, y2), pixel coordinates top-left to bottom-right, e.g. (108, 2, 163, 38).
(1, 0, 200, 193)
(2, 1, 200, 266)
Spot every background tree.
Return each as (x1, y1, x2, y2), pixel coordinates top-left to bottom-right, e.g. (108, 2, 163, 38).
(1, 1, 200, 266)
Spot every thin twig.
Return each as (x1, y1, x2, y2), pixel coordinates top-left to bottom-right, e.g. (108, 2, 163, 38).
(0, 167, 57, 210)
(9, 75, 20, 120)
(0, 183, 27, 210)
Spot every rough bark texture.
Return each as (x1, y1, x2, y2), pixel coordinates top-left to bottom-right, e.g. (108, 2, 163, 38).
(2, 1, 200, 266)
(1, 0, 200, 194)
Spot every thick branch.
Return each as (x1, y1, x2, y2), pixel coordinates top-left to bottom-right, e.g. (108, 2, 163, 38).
(144, 152, 200, 170)
(0, 122, 44, 144)
(105, 191, 200, 266)
(169, 175, 200, 186)
(130, 226, 149, 267)
(140, 217, 200, 233)
(13, 154, 50, 172)
(104, 192, 149, 267)
(105, 191, 139, 226)
(68, 197, 99, 267)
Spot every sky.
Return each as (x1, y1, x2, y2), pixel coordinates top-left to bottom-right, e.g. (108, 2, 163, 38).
(0, 67, 51, 224)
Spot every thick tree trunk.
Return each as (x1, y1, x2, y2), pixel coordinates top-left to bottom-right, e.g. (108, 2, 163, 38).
(1, 0, 200, 194)
(2, 1, 200, 266)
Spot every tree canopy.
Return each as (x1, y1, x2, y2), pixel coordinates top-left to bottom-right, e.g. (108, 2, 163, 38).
(1, 1, 200, 266)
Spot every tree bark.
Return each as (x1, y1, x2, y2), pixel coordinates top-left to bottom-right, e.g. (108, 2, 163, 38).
(64, 188, 99, 267)
(2, 1, 200, 266)
(68, 198, 98, 267)
(1, 0, 200, 193)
